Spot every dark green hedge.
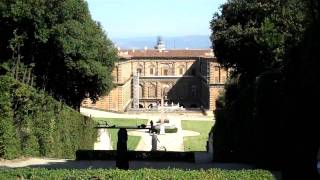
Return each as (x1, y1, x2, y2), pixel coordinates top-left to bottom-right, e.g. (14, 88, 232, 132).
(0, 75, 97, 159)
(154, 125, 178, 133)
(0, 168, 275, 180)
(76, 150, 195, 162)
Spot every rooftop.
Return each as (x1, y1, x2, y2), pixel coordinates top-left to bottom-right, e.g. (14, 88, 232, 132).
(118, 49, 215, 59)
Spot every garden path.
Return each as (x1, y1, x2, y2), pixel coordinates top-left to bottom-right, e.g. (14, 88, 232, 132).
(94, 129, 112, 150)
(134, 116, 184, 151)
(80, 107, 213, 121)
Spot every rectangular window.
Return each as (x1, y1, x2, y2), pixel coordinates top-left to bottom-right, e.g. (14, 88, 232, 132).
(148, 87, 156, 98)
(221, 76, 226, 83)
(215, 77, 220, 83)
(150, 68, 154, 75)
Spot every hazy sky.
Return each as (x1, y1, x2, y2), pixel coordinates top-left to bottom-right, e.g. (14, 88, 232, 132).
(87, 0, 226, 38)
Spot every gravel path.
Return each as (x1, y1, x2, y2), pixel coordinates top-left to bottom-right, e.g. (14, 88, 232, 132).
(84, 108, 207, 151)
(0, 157, 257, 170)
(94, 129, 112, 150)
(133, 116, 185, 151)
(129, 116, 200, 151)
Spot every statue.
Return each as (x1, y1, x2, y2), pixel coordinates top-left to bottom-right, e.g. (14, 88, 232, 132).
(149, 120, 154, 133)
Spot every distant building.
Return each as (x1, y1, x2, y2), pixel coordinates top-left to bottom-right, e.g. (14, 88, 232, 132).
(82, 39, 229, 112)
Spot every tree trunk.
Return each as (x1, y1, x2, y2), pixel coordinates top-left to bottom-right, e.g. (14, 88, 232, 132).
(22, 67, 27, 83)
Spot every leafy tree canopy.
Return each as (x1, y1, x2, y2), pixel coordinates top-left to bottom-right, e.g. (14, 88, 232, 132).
(211, 0, 320, 179)
(0, 0, 117, 108)
(210, 0, 306, 78)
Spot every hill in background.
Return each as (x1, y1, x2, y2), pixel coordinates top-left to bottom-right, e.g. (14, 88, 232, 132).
(112, 35, 211, 49)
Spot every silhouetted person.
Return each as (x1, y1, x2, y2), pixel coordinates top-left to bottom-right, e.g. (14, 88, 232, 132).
(149, 120, 154, 133)
(116, 128, 129, 170)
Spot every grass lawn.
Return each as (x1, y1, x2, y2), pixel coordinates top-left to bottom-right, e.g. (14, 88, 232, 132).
(94, 118, 148, 150)
(181, 120, 214, 151)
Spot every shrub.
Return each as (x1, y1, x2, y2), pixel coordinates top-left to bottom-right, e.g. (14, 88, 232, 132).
(0, 168, 275, 180)
(0, 75, 97, 159)
(156, 119, 170, 123)
(165, 128, 178, 133)
(154, 125, 178, 133)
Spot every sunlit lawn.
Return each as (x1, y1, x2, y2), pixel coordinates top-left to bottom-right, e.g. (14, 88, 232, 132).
(181, 120, 214, 151)
(94, 118, 148, 150)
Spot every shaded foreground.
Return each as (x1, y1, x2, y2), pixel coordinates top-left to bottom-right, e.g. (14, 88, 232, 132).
(0, 168, 274, 180)
(76, 150, 194, 162)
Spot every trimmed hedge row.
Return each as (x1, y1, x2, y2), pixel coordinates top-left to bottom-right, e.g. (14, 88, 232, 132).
(0, 75, 97, 159)
(154, 125, 178, 133)
(76, 150, 195, 162)
(0, 168, 275, 180)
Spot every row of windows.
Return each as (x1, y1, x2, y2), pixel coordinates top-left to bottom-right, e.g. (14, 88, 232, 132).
(136, 68, 186, 76)
(138, 85, 198, 98)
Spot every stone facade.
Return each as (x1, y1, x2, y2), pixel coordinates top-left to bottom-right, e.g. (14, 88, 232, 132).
(81, 49, 229, 112)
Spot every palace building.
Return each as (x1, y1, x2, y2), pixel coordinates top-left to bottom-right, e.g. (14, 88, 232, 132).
(81, 39, 229, 112)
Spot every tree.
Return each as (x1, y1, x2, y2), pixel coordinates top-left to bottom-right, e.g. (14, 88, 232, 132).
(211, 0, 319, 179)
(0, 0, 117, 109)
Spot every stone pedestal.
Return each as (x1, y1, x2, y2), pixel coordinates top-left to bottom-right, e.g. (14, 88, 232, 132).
(160, 124, 165, 135)
(151, 133, 157, 151)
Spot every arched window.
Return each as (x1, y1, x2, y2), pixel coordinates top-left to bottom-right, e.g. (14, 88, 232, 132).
(164, 69, 168, 75)
(139, 84, 143, 98)
(179, 68, 184, 75)
(148, 64, 156, 76)
(161, 64, 171, 76)
(177, 65, 185, 75)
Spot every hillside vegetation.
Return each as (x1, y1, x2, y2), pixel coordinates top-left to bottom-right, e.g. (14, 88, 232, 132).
(0, 75, 97, 159)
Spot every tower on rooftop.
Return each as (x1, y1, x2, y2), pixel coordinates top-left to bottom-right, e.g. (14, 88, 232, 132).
(154, 36, 166, 50)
